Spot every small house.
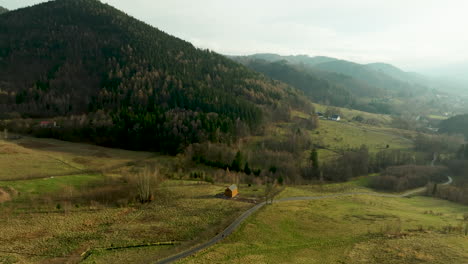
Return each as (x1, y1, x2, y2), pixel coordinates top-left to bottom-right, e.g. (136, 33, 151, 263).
(331, 115, 341, 121)
(224, 184, 238, 198)
(316, 112, 324, 117)
(39, 121, 56, 128)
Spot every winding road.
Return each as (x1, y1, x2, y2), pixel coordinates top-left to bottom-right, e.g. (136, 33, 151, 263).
(156, 176, 453, 264)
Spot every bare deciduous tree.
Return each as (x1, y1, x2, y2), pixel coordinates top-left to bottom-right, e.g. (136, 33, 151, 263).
(135, 167, 162, 203)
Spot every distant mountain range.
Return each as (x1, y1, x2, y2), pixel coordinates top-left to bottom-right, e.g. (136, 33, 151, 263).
(420, 63, 468, 95)
(232, 54, 446, 114)
(245, 53, 337, 66)
(237, 53, 429, 90)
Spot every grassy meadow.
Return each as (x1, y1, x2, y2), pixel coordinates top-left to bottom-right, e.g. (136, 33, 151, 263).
(180, 194, 468, 264)
(0, 107, 463, 264)
(311, 103, 393, 124)
(0, 135, 153, 181)
(311, 120, 413, 152)
(0, 136, 258, 264)
(0, 181, 252, 264)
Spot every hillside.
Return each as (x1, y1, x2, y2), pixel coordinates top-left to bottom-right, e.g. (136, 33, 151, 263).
(237, 54, 424, 95)
(365, 62, 427, 85)
(0, 0, 306, 153)
(235, 54, 460, 116)
(0, 6, 8, 14)
(233, 58, 394, 112)
(313, 60, 427, 95)
(439, 114, 468, 138)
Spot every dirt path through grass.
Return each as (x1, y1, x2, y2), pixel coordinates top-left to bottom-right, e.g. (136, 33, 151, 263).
(156, 176, 452, 264)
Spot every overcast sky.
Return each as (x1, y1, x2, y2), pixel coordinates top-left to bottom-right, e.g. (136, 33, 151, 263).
(2, 0, 468, 71)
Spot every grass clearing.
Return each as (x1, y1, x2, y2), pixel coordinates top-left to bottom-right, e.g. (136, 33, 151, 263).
(311, 103, 393, 124)
(276, 176, 374, 199)
(0, 174, 103, 199)
(0, 183, 252, 264)
(0, 136, 154, 180)
(180, 193, 468, 264)
(311, 120, 414, 162)
(427, 115, 448, 120)
(0, 136, 257, 263)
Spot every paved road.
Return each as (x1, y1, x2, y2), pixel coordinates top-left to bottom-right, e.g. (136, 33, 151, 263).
(156, 176, 452, 264)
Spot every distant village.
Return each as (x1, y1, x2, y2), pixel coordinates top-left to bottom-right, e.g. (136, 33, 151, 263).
(316, 112, 341, 121)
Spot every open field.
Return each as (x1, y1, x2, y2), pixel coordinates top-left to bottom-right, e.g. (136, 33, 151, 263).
(427, 115, 448, 121)
(311, 103, 394, 124)
(309, 119, 416, 163)
(246, 108, 417, 165)
(180, 194, 468, 264)
(0, 116, 457, 264)
(0, 136, 261, 264)
(276, 176, 373, 199)
(0, 180, 253, 264)
(0, 136, 154, 181)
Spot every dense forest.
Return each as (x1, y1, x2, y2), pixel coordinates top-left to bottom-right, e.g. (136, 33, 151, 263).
(233, 58, 397, 113)
(0, 6, 8, 14)
(438, 114, 468, 139)
(0, 0, 309, 153)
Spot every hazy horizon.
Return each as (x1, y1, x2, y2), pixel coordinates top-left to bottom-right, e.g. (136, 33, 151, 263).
(2, 0, 468, 73)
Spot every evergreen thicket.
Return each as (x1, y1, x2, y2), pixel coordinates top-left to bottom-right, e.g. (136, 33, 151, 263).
(439, 114, 468, 139)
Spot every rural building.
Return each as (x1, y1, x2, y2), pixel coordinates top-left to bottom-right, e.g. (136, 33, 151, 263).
(331, 115, 341, 121)
(224, 184, 238, 198)
(39, 121, 56, 128)
(316, 112, 324, 117)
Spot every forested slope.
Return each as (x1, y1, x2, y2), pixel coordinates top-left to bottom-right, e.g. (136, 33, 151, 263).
(0, 0, 307, 153)
(439, 114, 468, 139)
(0, 6, 8, 14)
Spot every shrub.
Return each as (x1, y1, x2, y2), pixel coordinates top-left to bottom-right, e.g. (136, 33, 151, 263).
(134, 167, 162, 203)
(370, 165, 448, 191)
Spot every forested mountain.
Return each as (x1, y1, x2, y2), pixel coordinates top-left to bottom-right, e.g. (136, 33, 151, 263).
(365, 63, 427, 85)
(0, 0, 307, 153)
(240, 54, 337, 66)
(0, 6, 8, 14)
(312, 60, 428, 96)
(240, 54, 430, 96)
(439, 114, 468, 139)
(233, 58, 391, 112)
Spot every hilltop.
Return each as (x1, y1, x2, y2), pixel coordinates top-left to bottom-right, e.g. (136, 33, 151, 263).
(0, 0, 306, 153)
